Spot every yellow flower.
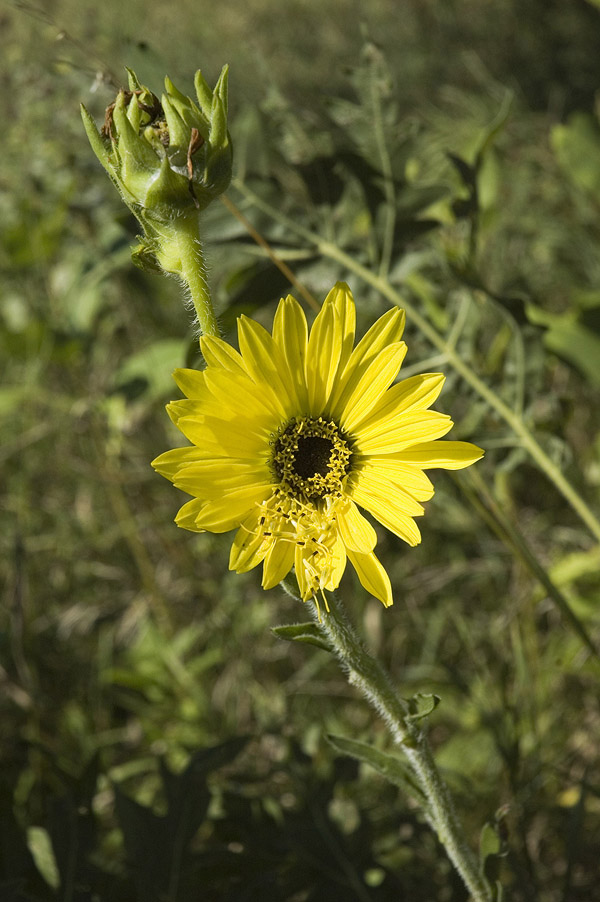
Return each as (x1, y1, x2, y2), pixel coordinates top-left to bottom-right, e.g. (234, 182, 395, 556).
(152, 283, 483, 607)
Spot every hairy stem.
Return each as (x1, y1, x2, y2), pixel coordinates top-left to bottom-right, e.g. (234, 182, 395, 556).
(155, 216, 220, 338)
(305, 591, 493, 902)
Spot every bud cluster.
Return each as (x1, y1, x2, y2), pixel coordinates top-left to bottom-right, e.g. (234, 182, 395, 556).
(81, 67, 232, 271)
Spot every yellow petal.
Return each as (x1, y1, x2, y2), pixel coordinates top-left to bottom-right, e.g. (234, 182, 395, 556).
(195, 484, 272, 532)
(172, 368, 209, 399)
(351, 305, 406, 362)
(356, 410, 453, 454)
(204, 368, 281, 420)
(339, 342, 407, 432)
(324, 282, 356, 375)
(395, 440, 484, 469)
(262, 538, 295, 589)
(352, 466, 425, 518)
(329, 305, 406, 416)
(347, 549, 393, 607)
(237, 316, 295, 418)
(229, 513, 270, 572)
(294, 545, 314, 601)
(337, 500, 377, 553)
(173, 459, 271, 497)
(323, 534, 347, 591)
(175, 498, 206, 531)
(272, 295, 309, 410)
(359, 458, 435, 501)
(166, 399, 203, 427)
(351, 476, 423, 546)
(151, 446, 205, 480)
(353, 373, 446, 432)
(173, 413, 269, 454)
(307, 300, 343, 413)
(200, 334, 247, 376)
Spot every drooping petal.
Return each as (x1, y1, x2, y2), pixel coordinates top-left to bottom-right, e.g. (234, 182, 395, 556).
(230, 512, 270, 572)
(347, 548, 393, 607)
(393, 440, 485, 469)
(351, 475, 423, 546)
(324, 533, 347, 591)
(262, 538, 295, 589)
(337, 500, 377, 553)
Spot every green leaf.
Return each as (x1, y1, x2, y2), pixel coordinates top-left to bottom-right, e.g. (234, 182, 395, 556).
(526, 303, 600, 386)
(271, 622, 333, 652)
(113, 338, 186, 401)
(551, 112, 600, 194)
(405, 693, 441, 723)
(395, 183, 449, 218)
(480, 820, 502, 860)
(80, 103, 111, 172)
(26, 827, 60, 890)
(326, 734, 430, 812)
(479, 816, 508, 901)
(131, 240, 163, 274)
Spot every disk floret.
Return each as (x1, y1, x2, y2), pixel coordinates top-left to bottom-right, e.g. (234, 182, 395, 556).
(271, 417, 353, 504)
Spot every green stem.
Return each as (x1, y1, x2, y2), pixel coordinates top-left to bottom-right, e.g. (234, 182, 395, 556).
(231, 178, 600, 545)
(370, 69, 396, 280)
(307, 592, 493, 902)
(159, 216, 220, 338)
(465, 468, 599, 660)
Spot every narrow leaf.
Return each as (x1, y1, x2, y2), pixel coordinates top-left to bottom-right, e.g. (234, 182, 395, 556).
(272, 622, 333, 652)
(326, 733, 429, 811)
(405, 693, 441, 723)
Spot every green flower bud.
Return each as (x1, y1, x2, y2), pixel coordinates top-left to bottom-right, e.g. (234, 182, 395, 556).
(81, 67, 230, 336)
(81, 65, 232, 225)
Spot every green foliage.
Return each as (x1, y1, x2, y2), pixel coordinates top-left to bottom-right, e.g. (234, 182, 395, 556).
(3, 1, 600, 900)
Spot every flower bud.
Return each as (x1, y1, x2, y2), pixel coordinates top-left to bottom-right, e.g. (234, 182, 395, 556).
(81, 66, 232, 226)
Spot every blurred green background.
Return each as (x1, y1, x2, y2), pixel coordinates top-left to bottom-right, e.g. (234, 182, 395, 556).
(2, 0, 600, 899)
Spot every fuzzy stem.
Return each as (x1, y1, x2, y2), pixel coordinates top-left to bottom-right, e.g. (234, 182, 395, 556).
(307, 592, 493, 902)
(156, 216, 220, 338)
(176, 218, 219, 337)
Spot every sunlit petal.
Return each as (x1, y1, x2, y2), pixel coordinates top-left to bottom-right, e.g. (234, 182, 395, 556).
(347, 549, 393, 607)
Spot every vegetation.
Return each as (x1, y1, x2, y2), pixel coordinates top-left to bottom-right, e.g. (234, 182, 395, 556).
(2, 1, 600, 899)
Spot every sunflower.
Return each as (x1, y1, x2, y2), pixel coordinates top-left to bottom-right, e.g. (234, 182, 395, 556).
(152, 283, 483, 607)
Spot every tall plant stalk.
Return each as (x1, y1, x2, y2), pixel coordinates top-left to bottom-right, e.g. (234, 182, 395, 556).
(281, 587, 495, 902)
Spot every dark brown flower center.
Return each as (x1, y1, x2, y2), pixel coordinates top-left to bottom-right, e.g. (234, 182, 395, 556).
(271, 417, 353, 503)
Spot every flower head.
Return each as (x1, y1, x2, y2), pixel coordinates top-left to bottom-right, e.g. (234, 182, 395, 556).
(81, 66, 232, 268)
(152, 283, 483, 607)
